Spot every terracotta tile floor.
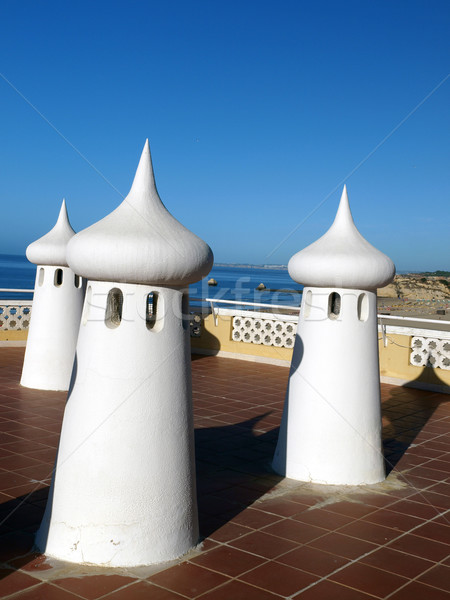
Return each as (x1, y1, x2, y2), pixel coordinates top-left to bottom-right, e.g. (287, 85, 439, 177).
(0, 347, 449, 599)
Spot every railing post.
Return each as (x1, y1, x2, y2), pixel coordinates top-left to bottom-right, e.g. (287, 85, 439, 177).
(209, 300, 218, 326)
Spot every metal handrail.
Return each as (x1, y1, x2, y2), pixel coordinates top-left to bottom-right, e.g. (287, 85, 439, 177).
(377, 314, 447, 326)
(204, 297, 449, 331)
(204, 297, 300, 311)
(205, 297, 300, 326)
(0, 288, 34, 293)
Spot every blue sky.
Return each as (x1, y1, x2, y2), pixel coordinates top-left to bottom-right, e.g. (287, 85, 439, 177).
(0, 0, 449, 271)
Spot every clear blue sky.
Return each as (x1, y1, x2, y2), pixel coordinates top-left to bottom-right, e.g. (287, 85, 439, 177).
(0, 0, 448, 271)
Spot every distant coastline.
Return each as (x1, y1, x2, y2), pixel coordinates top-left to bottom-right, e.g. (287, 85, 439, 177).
(213, 263, 450, 275)
(214, 263, 288, 270)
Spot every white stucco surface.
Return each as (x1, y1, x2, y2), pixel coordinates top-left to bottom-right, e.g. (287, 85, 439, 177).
(26, 200, 75, 267)
(20, 266, 85, 391)
(21, 200, 84, 391)
(67, 140, 213, 285)
(37, 282, 199, 565)
(288, 186, 395, 290)
(273, 287, 386, 485)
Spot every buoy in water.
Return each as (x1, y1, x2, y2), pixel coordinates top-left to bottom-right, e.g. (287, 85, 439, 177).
(208, 278, 218, 286)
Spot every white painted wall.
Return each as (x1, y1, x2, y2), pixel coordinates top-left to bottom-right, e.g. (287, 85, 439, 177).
(20, 266, 85, 391)
(37, 280, 199, 566)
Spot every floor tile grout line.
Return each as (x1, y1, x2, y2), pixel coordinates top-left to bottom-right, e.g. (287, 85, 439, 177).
(193, 571, 287, 599)
(46, 580, 90, 600)
(232, 497, 441, 567)
(361, 505, 450, 535)
(387, 469, 450, 527)
(167, 567, 284, 600)
(93, 578, 175, 600)
(382, 551, 450, 599)
(312, 525, 446, 591)
(254, 489, 413, 533)
(0, 439, 59, 452)
(185, 555, 275, 594)
(1, 577, 92, 600)
(194, 500, 393, 580)
(403, 467, 450, 484)
(285, 507, 450, 598)
(413, 431, 450, 448)
(1, 581, 45, 600)
(314, 496, 450, 547)
(294, 579, 381, 600)
(151, 582, 192, 600)
(0, 454, 57, 468)
(189, 558, 310, 600)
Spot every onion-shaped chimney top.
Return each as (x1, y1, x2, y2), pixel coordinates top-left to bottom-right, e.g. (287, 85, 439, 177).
(288, 186, 395, 289)
(67, 140, 213, 285)
(26, 199, 75, 267)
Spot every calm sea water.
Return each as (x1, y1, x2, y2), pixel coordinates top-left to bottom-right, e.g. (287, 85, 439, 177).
(191, 265, 302, 308)
(0, 254, 36, 299)
(0, 254, 302, 308)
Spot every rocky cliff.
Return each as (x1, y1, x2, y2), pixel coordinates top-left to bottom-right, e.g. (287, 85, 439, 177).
(378, 274, 450, 301)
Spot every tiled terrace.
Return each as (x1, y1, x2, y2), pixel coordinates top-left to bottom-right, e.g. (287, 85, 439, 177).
(0, 347, 449, 599)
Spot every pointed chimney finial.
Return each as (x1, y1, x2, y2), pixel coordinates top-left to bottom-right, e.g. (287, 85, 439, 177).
(26, 199, 76, 267)
(66, 140, 213, 285)
(288, 186, 395, 289)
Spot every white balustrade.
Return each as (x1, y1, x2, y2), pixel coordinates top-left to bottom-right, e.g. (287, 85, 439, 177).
(410, 336, 450, 370)
(0, 303, 32, 330)
(232, 315, 296, 348)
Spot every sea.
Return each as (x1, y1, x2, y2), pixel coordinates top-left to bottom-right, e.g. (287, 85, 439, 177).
(0, 254, 302, 309)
